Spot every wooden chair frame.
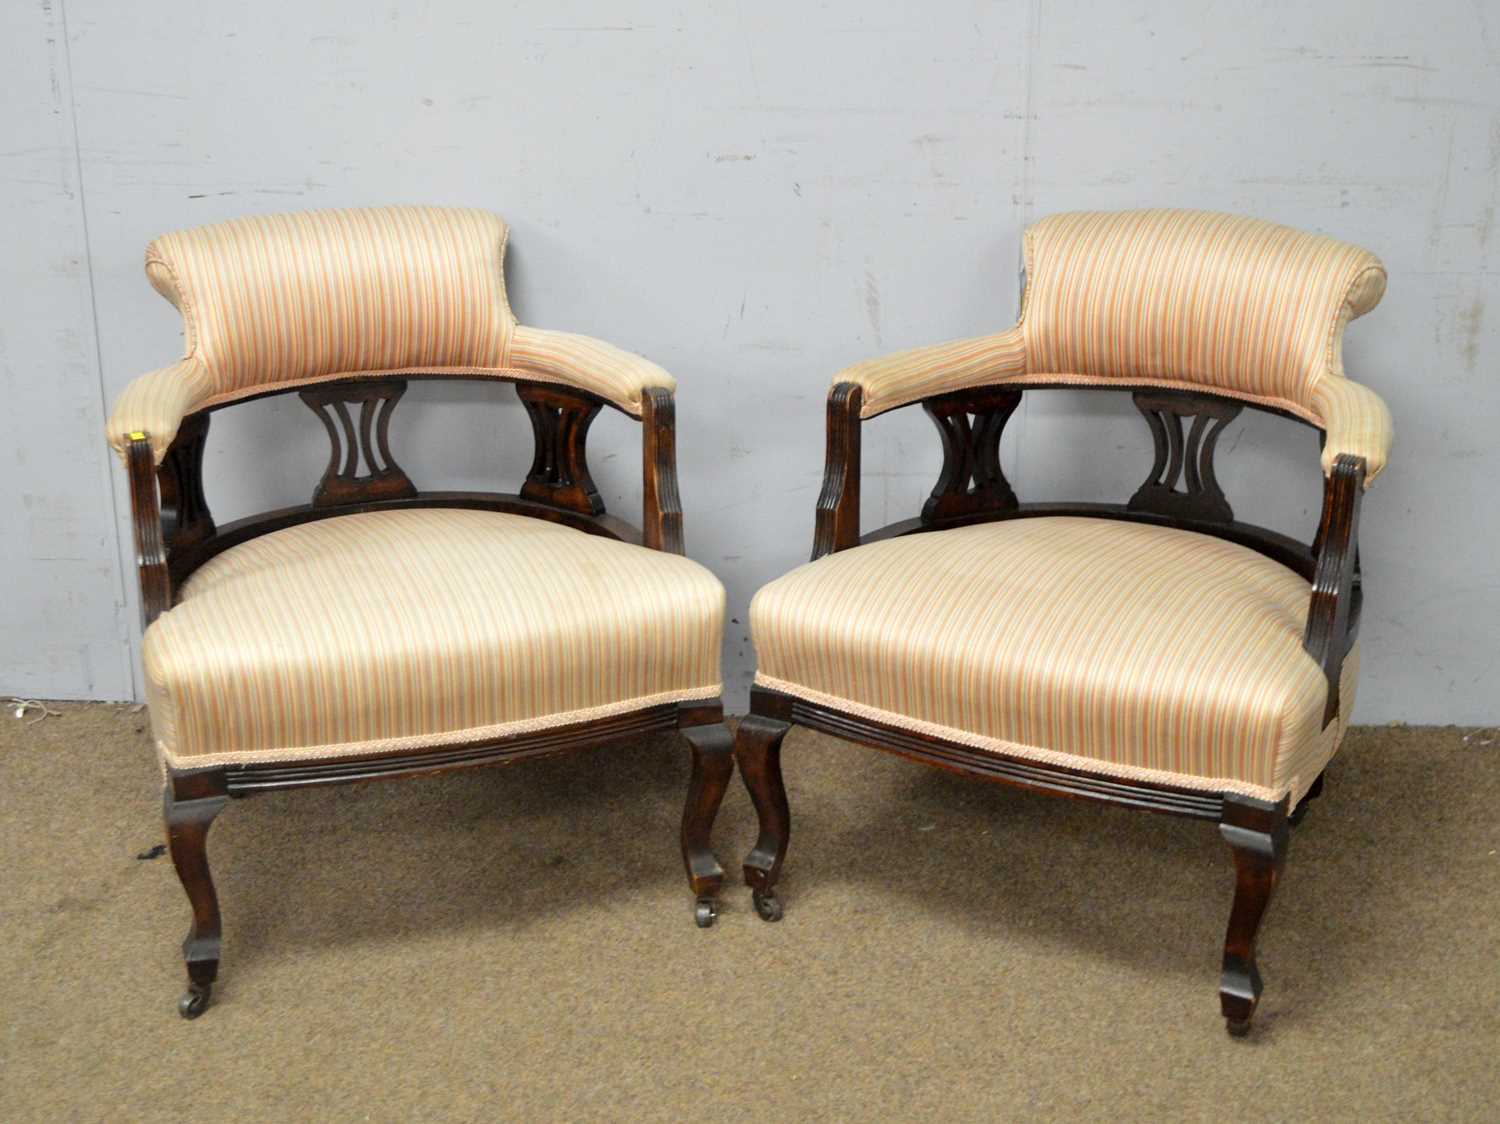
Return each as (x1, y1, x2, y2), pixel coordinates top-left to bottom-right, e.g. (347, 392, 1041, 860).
(125, 373, 734, 1018)
(734, 379, 1366, 1037)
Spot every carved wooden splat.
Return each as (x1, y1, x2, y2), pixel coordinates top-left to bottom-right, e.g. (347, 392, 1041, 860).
(516, 381, 605, 516)
(1128, 391, 1243, 524)
(921, 387, 1023, 524)
(159, 411, 216, 552)
(300, 380, 417, 508)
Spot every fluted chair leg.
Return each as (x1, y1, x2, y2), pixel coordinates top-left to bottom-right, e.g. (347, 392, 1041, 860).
(1219, 793, 1290, 1037)
(736, 715, 791, 922)
(680, 722, 734, 928)
(164, 770, 229, 1019)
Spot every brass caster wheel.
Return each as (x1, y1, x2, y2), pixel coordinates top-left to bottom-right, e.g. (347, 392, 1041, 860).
(694, 897, 719, 928)
(1225, 1018, 1251, 1039)
(178, 983, 212, 1020)
(752, 890, 784, 923)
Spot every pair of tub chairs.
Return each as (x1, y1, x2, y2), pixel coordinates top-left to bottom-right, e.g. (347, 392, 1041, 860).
(109, 206, 1390, 1035)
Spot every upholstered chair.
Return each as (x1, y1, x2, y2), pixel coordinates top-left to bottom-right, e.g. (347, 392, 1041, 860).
(734, 209, 1392, 1036)
(107, 206, 734, 1018)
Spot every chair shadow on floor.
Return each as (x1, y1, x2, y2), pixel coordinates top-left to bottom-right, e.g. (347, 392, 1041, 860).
(772, 726, 1450, 1031)
(196, 733, 709, 974)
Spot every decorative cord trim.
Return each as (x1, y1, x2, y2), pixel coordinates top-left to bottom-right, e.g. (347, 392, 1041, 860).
(157, 683, 722, 769)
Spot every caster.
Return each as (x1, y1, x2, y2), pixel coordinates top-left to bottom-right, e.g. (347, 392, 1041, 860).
(1225, 1018, 1251, 1039)
(178, 983, 212, 1020)
(752, 890, 784, 923)
(694, 897, 719, 928)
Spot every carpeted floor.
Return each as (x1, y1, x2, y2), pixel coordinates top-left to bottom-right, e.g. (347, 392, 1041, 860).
(2, 704, 1497, 1121)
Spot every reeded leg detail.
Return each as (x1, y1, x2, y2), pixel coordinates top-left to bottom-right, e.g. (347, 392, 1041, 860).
(1219, 793, 1290, 1037)
(164, 771, 229, 1019)
(680, 723, 734, 928)
(735, 714, 791, 922)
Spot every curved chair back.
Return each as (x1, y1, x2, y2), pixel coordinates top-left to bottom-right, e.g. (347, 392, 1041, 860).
(145, 206, 518, 407)
(110, 206, 688, 626)
(1020, 209, 1385, 419)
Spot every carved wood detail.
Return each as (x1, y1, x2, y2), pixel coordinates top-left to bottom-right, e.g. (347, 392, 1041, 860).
(811, 381, 862, 560)
(1128, 391, 1242, 523)
(158, 412, 216, 554)
(641, 387, 685, 554)
(1304, 453, 1365, 726)
(300, 379, 417, 508)
(921, 387, 1023, 524)
(517, 381, 605, 516)
(126, 435, 171, 627)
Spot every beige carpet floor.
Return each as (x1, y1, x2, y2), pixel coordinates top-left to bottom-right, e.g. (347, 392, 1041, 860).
(2, 703, 1497, 1121)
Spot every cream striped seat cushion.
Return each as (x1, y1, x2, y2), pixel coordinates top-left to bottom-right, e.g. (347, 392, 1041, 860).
(143, 510, 724, 766)
(752, 518, 1354, 804)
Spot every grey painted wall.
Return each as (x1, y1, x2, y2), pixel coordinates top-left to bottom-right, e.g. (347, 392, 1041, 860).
(3, 2, 1497, 721)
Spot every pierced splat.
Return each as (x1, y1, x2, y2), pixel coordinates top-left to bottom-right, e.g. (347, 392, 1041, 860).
(517, 382, 605, 516)
(1128, 391, 1242, 524)
(921, 387, 1022, 524)
(159, 411, 216, 553)
(300, 380, 417, 508)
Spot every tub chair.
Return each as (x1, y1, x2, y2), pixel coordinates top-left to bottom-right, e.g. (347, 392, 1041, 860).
(734, 209, 1392, 1036)
(107, 206, 733, 1018)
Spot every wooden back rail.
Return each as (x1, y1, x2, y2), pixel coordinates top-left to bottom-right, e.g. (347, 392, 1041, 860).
(125, 374, 686, 628)
(812, 381, 1364, 728)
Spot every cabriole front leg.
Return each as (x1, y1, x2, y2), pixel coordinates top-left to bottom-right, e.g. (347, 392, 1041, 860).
(736, 714, 791, 922)
(680, 722, 734, 928)
(1218, 793, 1290, 1037)
(164, 770, 229, 1019)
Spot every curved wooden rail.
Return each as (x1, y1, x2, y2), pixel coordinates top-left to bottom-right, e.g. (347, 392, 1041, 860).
(126, 374, 685, 596)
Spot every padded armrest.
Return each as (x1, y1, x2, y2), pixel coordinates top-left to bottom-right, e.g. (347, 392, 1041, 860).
(509, 325, 676, 418)
(833, 327, 1027, 418)
(105, 358, 215, 464)
(1310, 376, 1393, 485)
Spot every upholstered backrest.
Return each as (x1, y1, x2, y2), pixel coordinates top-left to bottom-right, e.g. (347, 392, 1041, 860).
(145, 205, 516, 404)
(1020, 210, 1385, 414)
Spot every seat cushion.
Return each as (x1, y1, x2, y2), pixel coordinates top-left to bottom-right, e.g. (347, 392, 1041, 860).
(751, 517, 1355, 803)
(144, 509, 724, 766)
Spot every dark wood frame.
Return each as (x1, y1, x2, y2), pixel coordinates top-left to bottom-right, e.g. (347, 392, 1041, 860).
(738, 378, 1368, 1036)
(125, 373, 732, 1019)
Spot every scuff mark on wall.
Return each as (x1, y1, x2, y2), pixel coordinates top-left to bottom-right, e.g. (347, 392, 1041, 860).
(1458, 296, 1485, 372)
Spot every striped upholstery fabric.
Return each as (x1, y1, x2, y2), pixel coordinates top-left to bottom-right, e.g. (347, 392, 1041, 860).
(144, 509, 724, 766)
(840, 209, 1393, 481)
(752, 517, 1355, 804)
(106, 206, 675, 461)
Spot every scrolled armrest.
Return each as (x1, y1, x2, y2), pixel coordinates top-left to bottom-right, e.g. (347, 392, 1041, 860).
(509, 325, 676, 418)
(105, 358, 214, 465)
(834, 326, 1026, 419)
(1310, 376, 1392, 486)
